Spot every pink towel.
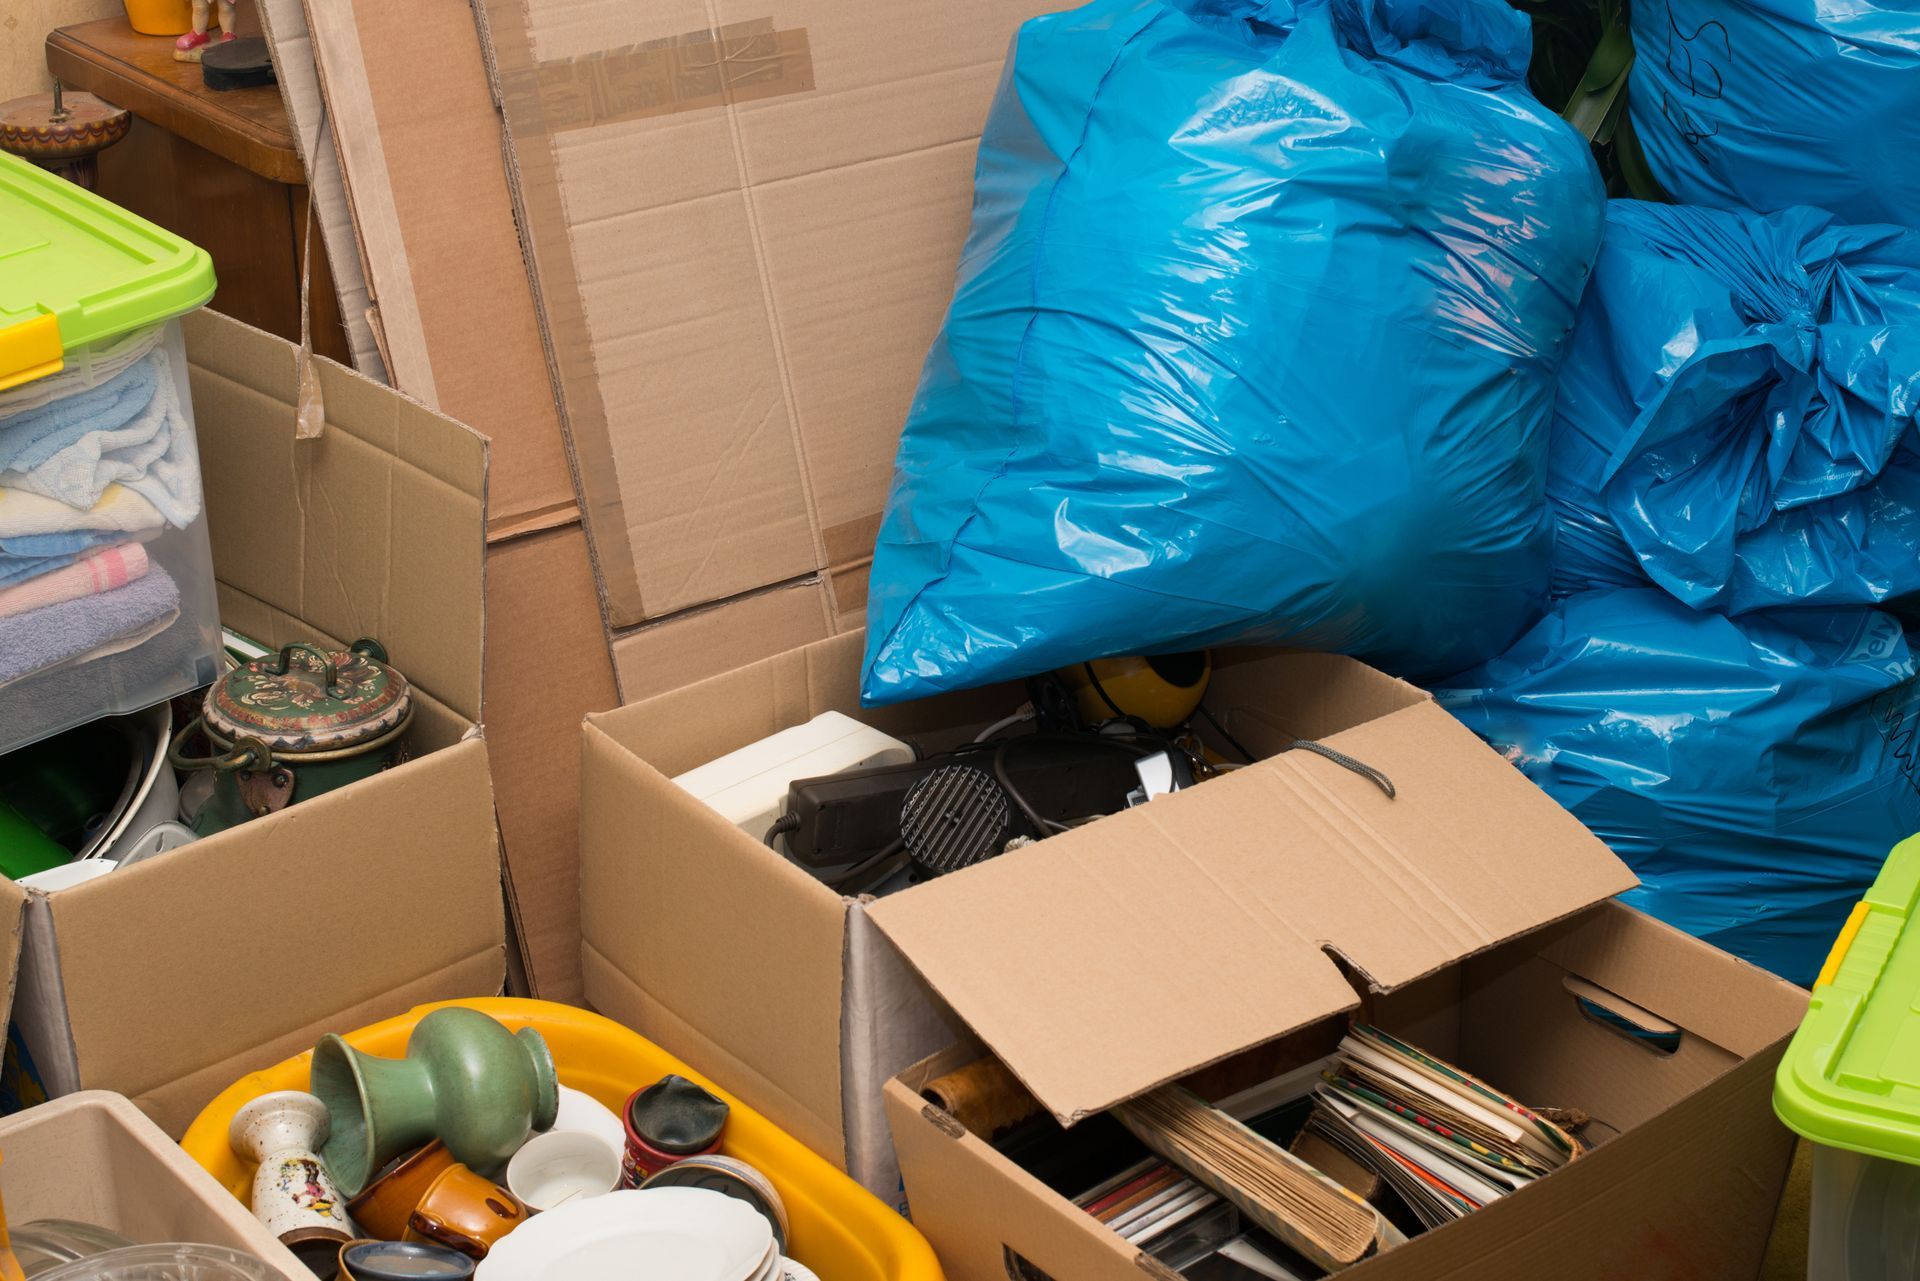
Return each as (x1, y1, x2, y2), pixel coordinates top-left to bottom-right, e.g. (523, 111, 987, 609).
(0, 543, 148, 620)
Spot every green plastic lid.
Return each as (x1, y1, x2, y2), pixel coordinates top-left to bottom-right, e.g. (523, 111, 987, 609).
(0, 150, 215, 391)
(1775, 833, 1920, 1165)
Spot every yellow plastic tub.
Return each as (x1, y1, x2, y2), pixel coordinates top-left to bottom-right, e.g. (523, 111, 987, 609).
(181, 998, 943, 1281)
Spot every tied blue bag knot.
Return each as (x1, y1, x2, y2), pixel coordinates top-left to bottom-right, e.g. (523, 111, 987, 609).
(861, 0, 1603, 705)
(1548, 201, 1920, 613)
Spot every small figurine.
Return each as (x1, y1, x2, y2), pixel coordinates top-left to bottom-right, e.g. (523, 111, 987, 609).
(173, 0, 237, 62)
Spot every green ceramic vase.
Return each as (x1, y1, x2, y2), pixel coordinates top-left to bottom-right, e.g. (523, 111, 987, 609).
(309, 1009, 559, 1198)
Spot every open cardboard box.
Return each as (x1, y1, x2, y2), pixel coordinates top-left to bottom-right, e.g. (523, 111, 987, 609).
(0, 311, 506, 1134)
(887, 903, 1808, 1281)
(0, 1090, 310, 1278)
(577, 628, 1813, 1241)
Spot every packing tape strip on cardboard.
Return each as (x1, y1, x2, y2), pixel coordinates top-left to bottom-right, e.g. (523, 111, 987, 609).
(477, 0, 819, 628)
(506, 18, 814, 134)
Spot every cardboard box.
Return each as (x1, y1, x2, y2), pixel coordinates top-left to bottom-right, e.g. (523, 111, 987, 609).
(0, 310, 506, 1135)
(476, 0, 1056, 635)
(577, 630, 1737, 1207)
(0, 1090, 309, 1279)
(885, 901, 1808, 1281)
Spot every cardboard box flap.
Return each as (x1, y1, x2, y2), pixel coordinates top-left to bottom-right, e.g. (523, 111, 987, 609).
(0, 879, 24, 1049)
(867, 700, 1638, 1126)
(186, 310, 488, 723)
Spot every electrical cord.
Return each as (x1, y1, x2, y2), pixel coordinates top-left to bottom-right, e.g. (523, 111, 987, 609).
(824, 838, 908, 894)
(1197, 703, 1255, 764)
(764, 812, 800, 848)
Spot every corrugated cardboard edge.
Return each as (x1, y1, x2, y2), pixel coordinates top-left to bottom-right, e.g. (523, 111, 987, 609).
(297, 0, 437, 401)
(255, 0, 388, 380)
(472, 0, 638, 622)
(0, 880, 26, 1079)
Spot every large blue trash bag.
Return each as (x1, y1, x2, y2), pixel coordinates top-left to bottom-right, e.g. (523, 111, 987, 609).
(1435, 588, 1920, 984)
(1546, 201, 1920, 612)
(1630, 0, 1920, 229)
(858, 0, 1605, 705)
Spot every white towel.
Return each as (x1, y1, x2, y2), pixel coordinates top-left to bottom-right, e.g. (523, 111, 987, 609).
(0, 484, 166, 540)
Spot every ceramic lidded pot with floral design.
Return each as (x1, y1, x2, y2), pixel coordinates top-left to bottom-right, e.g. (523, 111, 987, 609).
(171, 638, 412, 834)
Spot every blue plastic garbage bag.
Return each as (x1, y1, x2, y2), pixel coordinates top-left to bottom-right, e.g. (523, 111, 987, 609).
(1630, 0, 1920, 229)
(1547, 201, 1920, 612)
(1435, 588, 1920, 984)
(859, 0, 1604, 705)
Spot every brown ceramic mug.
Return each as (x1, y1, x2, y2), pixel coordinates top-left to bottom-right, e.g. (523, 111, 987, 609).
(345, 1142, 457, 1241)
(403, 1163, 529, 1259)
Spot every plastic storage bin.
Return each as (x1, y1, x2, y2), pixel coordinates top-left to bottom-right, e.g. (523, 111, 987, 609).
(1775, 832, 1920, 1279)
(0, 150, 220, 757)
(181, 999, 944, 1281)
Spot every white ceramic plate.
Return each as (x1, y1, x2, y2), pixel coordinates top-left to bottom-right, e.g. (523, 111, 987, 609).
(477, 1188, 770, 1281)
(549, 1085, 626, 1158)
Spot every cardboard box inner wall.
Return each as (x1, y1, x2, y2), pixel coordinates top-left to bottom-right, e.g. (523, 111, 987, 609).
(0, 1091, 311, 1279)
(477, 0, 1058, 632)
(886, 902, 1810, 1281)
(4, 310, 507, 1135)
(579, 628, 1650, 1199)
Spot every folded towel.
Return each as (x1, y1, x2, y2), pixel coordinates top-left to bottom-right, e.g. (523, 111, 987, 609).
(0, 602, 213, 748)
(0, 551, 77, 589)
(0, 326, 162, 423)
(0, 544, 148, 621)
(0, 350, 201, 527)
(0, 563, 179, 687)
(0, 483, 164, 540)
(0, 527, 141, 560)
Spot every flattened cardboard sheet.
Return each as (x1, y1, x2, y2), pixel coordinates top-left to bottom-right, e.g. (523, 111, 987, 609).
(256, 0, 387, 379)
(301, 0, 576, 532)
(868, 700, 1639, 1126)
(478, 0, 1054, 626)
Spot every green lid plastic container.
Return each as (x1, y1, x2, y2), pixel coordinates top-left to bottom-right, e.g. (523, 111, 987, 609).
(0, 149, 215, 391)
(1775, 832, 1920, 1164)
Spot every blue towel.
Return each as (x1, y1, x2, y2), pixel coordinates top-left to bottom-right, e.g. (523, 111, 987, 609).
(0, 351, 200, 527)
(0, 564, 179, 686)
(0, 550, 80, 589)
(0, 528, 136, 558)
(0, 357, 155, 471)
(0, 528, 144, 588)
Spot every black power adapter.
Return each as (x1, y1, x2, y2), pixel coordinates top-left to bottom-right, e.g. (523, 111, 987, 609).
(779, 736, 1153, 884)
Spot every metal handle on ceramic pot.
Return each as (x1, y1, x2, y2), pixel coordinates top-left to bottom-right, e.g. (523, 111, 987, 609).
(168, 717, 274, 774)
(272, 642, 342, 692)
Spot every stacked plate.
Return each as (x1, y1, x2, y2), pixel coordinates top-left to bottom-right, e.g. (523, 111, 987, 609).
(477, 1188, 779, 1281)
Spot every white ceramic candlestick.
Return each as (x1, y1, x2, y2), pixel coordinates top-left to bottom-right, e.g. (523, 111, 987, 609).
(229, 1090, 357, 1271)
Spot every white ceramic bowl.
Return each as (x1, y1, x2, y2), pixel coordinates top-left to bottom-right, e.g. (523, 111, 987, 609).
(505, 1130, 622, 1212)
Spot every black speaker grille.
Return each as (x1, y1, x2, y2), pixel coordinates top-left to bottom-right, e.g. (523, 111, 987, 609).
(900, 765, 1011, 875)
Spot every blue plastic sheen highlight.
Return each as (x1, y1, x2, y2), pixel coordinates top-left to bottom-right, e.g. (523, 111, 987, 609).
(860, 0, 1604, 704)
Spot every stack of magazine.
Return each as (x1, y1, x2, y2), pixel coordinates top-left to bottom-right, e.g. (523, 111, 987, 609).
(1300, 1025, 1580, 1228)
(1052, 1024, 1584, 1278)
